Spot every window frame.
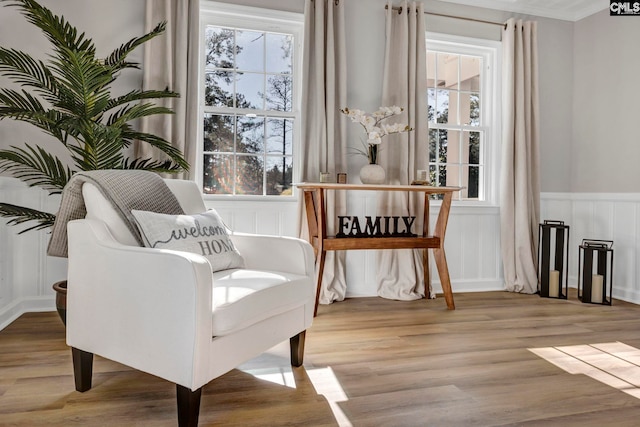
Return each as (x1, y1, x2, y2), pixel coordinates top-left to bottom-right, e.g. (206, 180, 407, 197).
(197, 1, 304, 200)
(426, 32, 501, 207)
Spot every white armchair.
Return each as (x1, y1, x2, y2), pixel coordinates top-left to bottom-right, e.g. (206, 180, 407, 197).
(65, 179, 316, 426)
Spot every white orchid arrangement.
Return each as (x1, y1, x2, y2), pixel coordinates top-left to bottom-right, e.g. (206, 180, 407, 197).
(341, 106, 413, 164)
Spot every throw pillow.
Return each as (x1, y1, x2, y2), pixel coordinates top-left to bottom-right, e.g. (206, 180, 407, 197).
(131, 209, 245, 272)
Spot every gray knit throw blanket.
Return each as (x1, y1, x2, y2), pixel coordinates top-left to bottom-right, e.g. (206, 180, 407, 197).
(47, 170, 184, 258)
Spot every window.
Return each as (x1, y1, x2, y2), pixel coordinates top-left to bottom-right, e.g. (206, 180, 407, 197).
(199, 2, 303, 197)
(426, 34, 499, 202)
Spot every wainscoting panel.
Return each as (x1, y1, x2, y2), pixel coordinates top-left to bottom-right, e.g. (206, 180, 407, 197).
(0, 178, 64, 330)
(4, 180, 640, 331)
(541, 193, 640, 304)
(340, 191, 504, 297)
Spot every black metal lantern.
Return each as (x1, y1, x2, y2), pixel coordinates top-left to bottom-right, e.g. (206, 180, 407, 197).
(578, 239, 614, 305)
(538, 220, 569, 299)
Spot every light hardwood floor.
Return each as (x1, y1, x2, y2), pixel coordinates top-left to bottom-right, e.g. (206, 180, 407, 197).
(3, 291, 640, 426)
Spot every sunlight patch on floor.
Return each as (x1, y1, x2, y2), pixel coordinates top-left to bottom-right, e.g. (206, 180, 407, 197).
(248, 364, 352, 427)
(307, 367, 352, 427)
(529, 342, 640, 398)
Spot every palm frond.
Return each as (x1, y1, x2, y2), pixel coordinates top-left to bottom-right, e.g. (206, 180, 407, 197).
(0, 144, 73, 193)
(124, 131, 190, 171)
(107, 103, 175, 127)
(0, 90, 69, 141)
(0, 48, 57, 97)
(0, 202, 56, 233)
(0, 87, 46, 116)
(105, 89, 179, 111)
(49, 50, 112, 117)
(104, 22, 166, 71)
(64, 122, 125, 171)
(123, 157, 184, 174)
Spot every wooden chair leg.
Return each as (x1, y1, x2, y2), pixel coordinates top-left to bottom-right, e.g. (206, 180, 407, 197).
(290, 330, 306, 367)
(176, 384, 202, 427)
(71, 347, 93, 392)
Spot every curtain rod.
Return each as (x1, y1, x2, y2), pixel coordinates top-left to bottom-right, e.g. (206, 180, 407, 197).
(385, 5, 506, 29)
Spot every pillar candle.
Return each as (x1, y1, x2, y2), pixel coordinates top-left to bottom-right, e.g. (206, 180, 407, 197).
(591, 274, 604, 303)
(549, 270, 560, 297)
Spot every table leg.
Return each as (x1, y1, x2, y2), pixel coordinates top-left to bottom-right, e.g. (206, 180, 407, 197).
(314, 249, 326, 317)
(434, 248, 455, 310)
(422, 192, 431, 298)
(313, 188, 327, 317)
(303, 190, 319, 257)
(433, 192, 455, 310)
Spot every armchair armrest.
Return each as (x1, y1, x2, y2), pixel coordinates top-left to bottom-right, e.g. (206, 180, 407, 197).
(230, 233, 315, 277)
(66, 219, 213, 389)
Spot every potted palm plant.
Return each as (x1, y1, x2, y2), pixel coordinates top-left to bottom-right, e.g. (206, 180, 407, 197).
(0, 0, 189, 323)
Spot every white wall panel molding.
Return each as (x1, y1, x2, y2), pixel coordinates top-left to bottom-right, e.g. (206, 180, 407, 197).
(5, 182, 640, 331)
(541, 192, 640, 305)
(0, 296, 54, 332)
(0, 177, 63, 330)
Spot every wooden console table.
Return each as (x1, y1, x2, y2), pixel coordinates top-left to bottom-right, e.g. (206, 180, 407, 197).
(297, 183, 462, 315)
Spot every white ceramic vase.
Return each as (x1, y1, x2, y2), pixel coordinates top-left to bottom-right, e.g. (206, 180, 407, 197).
(359, 163, 385, 184)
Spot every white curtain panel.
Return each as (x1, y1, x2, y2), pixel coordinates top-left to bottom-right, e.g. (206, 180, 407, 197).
(377, 0, 430, 300)
(500, 18, 540, 294)
(135, 0, 200, 179)
(299, 0, 348, 304)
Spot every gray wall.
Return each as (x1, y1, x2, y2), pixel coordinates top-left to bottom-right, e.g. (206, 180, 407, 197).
(572, 9, 640, 193)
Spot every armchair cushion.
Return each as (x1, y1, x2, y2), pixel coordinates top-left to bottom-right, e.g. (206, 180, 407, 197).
(131, 209, 245, 273)
(211, 269, 310, 336)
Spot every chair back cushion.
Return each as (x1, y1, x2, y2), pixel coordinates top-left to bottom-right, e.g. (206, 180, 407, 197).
(83, 179, 206, 245)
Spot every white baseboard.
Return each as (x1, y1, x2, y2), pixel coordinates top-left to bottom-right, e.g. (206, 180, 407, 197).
(345, 279, 506, 298)
(0, 296, 56, 331)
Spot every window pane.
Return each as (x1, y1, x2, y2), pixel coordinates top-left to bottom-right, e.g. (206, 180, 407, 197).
(467, 131, 481, 165)
(466, 166, 480, 199)
(236, 155, 264, 195)
(438, 165, 447, 187)
(265, 75, 293, 111)
(266, 33, 293, 73)
(205, 72, 234, 107)
(205, 27, 234, 68)
(203, 154, 234, 194)
(460, 56, 480, 92)
(436, 89, 452, 124)
(426, 51, 437, 87)
(428, 165, 443, 199)
(236, 72, 264, 109)
(444, 164, 461, 188)
(237, 116, 264, 154)
(447, 130, 461, 164)
(438, 129, 448, 162)
(266, 156, 292, 195)
(437, 53, 458, 89)
(460, 92, 480, 126)
(236, 30, 264, 72)
(204, 114, 234, 152)
(266, 118, 293, 155)
(427, 88, 436, 122)
(428, 128, 437, 162)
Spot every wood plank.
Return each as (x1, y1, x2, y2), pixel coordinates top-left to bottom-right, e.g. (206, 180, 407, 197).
(296, 182, 462, 193)
(323, 236, 440, 250)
